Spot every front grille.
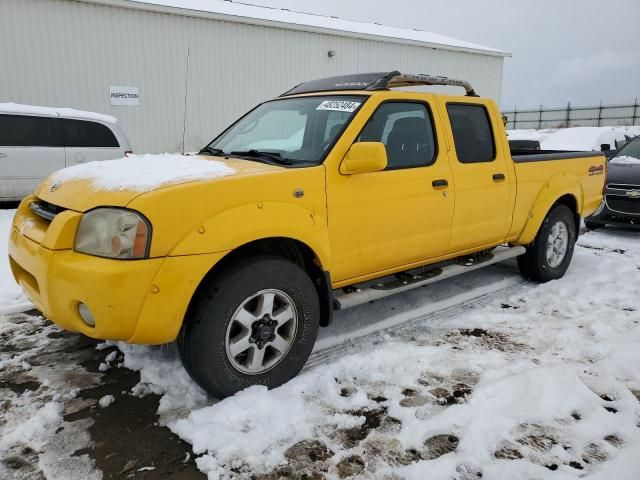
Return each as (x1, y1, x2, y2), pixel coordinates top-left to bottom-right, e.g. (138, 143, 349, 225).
(606, 195, 640, 216)
(607, 183, 640, 191)
(29, 200, 66, 222)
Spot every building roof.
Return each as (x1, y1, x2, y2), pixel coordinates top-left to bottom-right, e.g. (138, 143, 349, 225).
(90, 0, 510, 57)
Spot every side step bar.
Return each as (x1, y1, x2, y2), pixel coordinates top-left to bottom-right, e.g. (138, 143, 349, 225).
(333, 246, 526, 310)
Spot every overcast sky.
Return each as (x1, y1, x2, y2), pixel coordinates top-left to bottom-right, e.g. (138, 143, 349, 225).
(246, 0, 640, 109)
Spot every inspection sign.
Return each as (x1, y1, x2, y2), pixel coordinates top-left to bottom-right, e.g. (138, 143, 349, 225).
(110, 86, 140, 106)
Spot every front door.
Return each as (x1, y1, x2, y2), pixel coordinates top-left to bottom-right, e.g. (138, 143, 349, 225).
(327, 97, 455, 283)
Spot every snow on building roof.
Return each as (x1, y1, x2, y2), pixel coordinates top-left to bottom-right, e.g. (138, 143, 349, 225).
(0, 103, 118, 124)
(89, 0, 509, 57)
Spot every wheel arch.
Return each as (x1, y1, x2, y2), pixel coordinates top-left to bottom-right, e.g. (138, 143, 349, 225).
(515, 174, 583, 245)
(187, 236, 334, 328)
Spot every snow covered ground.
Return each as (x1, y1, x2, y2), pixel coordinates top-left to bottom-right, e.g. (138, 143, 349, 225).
(0, 210, 30, 314)
(2, 205, 639, 479)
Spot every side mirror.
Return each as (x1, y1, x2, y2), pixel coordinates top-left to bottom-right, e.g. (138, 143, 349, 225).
(600, 143, 611, 151)
(339, 142, 387, 175)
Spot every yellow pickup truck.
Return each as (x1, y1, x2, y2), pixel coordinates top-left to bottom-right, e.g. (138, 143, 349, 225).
(8, 72, 605, 397)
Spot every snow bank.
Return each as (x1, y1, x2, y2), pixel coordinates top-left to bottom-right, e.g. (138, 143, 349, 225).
(0, 102, 117, 124)
(540, 127, 637, 151)
(507, 129, 558, 143)
(0, 210, 30, 313)
(49, 154, 236, 192)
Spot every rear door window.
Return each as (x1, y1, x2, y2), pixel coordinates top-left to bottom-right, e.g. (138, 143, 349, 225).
(447, 104, 495, 163)
(62, 119, 119, 148)
(0, 114, 62, 147)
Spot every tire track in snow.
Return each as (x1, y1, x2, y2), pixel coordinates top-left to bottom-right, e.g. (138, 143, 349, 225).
(305, 280, 534, 371)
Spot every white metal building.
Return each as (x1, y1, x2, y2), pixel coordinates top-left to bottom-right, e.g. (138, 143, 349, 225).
(0, 0, 510, 153)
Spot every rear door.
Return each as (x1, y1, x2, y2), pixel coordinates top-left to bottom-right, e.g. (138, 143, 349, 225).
(0, 114, 65, 200)
(441, 100, 515, 253)
(62, 119, 122, 165)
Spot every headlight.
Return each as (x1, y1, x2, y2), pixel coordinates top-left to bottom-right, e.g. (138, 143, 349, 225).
(74, 208, 151, 259)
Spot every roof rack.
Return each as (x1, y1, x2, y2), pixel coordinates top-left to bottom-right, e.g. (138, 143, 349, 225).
(281, 71, 478, 97)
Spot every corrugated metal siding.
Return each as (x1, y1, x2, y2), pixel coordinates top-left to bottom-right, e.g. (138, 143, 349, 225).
(1, 0, 504, 153)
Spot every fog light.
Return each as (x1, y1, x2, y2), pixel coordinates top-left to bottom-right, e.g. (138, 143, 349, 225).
(78, 303, 95, 327)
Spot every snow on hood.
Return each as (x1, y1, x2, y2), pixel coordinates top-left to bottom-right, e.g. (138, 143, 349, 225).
(48, 154, 236, 192)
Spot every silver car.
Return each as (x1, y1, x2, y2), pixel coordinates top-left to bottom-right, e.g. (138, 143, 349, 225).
(0, 103, 132, 201)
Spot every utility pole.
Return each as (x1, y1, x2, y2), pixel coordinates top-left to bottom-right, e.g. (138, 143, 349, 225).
(181, 47, 191, 155)
(597, 100, 603, 127)
(538, 105, 543, 129)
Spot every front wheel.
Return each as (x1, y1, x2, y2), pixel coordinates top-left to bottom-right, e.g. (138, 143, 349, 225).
(517, 205, 577, 283)
(178, 256, 320, 398)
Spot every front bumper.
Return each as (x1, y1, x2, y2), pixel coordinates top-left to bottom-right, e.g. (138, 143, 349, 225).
(587, 197, 640, 228)
(8, 198, 226, 344)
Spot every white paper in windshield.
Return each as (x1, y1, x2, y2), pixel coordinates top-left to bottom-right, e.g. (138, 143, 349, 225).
(316, 100, 362, 113)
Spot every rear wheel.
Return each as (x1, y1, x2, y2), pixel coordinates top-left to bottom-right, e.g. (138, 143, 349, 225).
(517, 205, 577, 283)
(178, 256, 320, 398)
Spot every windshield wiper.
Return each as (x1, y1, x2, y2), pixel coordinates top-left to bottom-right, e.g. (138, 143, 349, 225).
(230, 150, 293, 166)
(199, 146, 225, 156)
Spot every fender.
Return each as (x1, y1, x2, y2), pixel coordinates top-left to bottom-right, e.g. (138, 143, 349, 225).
(515, 172, 584, 245)
(168, 201, 331, 270)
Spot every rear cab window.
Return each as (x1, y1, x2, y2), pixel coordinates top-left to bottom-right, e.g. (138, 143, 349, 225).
(446, 104, 495, 163)
(0, 114, 62, 147)
(62, 119, 119, 148)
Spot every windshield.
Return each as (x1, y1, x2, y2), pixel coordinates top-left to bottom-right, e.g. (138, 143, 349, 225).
(205, 96, 366, 165)
(610, 137, 640, 164)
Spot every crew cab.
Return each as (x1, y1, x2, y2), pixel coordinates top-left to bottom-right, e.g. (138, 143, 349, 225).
(8, 72, 605, 397)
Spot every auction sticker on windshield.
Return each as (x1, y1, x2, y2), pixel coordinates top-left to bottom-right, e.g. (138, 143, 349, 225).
(316, 100, 362, 112)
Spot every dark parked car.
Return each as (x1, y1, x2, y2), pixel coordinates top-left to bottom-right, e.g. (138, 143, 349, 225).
(586, 136, 640, 229)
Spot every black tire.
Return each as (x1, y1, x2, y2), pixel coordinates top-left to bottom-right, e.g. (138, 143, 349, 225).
(584, 219, 601, 230)
(178, 256, 319, 398)
(517, 205, 577, 283)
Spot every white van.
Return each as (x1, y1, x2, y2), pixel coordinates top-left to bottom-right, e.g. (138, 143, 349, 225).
(0, 104, 132, 201)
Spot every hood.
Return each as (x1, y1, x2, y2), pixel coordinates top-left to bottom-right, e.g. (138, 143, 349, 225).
(606, 159, 640, 187)
(35, 154, 281, 212)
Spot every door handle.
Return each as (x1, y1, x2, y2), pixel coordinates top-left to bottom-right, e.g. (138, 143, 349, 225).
(432, 179, 448, 188)
(493, 173, 506, 182)
(0, 153, 6, 159)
